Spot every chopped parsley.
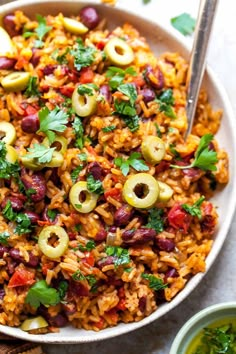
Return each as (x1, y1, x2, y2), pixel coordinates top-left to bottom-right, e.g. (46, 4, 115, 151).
(154, 123, 162, 138)
(102, 125, 116, 133)
(0, 232, 10, 245)
(142, 273, 167, 291)
(23, 14, 52, 48)
(146, 208, 164, 234)
(171, 134, 218, 171)
(25, 280, 60, 309)
(72, 117, 84, 149)
(25, 143, 55, 164)
(105, 246, 130, 267)
(71, 165, 83, 183)
(87, 174, 104, 195)
(72, 270, 97, 289)
(0, 142, 20, 180)
(78, 152, 87, 162)
(37, 106, 69, 144)
(25, 76, 40, 97)
(71, 38, 96, 71)
(46, 209, 58, 221)
(57, 280, 68, 301)
(182, 196, 205, 219)
(114, 152, 149, 176)
(54, 47, 70, 64)
(77, 240, 96, 252)
(171, 13, 196, 36)
(169, 143, 181, 160)
(156, 89, 176, 118)
(106, 66, 136, 90)
(2, 200, 33, 235)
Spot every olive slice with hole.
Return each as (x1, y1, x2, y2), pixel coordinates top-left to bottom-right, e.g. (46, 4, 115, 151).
(141, 136, 166, 165)
(38, 225, 69, 259)
(20, 316, 48, 331)
(157, 181, 174, 202)
(0, 26, 15, 56)
(69, 181, 98, 213)
(1, 71, 30, 92)
(123, 173, 159, 209)
(62, 17, 88, 34)
(20, 155, 42, 170)
(104, 38, 134, 66)
(43, 135, 68, 155)
(6, 145, 18, 163)
(72, 85, 97, 117)
(0, 121, 16, 145)
(45, 151, 64, 168)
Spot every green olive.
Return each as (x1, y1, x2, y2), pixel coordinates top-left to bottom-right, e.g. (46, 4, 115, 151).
(20, 316, 48, 332)
(5, 145, 18, 163)
(44, 151, 64, 168)
(141, 136, 166, 165)
(72, 85, 97, 117)
(157, 181, 173, 202)
(43, 135, 68, 155)
(0, 26, 15, 56)
(0, 121, 16, 145)
(69, 181, 98, 213)
(20, 155, 42, 170)
(104, 38, 134, 66)
(123, 173, 159, 209)
(1, 71, 30, 92)
(38, 225, 69, 259)
(62, 17, 88, 34)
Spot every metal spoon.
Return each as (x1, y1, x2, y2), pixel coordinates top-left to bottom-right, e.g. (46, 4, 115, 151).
(184, 0, 218, 139)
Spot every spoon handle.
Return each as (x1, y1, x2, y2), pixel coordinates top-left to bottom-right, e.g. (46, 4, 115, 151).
(185, 0, 218, 139)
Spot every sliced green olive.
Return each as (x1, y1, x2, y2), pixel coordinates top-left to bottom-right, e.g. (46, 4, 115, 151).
(38, 225, 69, 259)
(69, 181, 98, 213)
(6, 145, 18, 163)
(1, 71, 30, 92)
(141, 136, 166, 165)
(0, 121, 16, 145)
(157, 181, 173, 202)
(20, 155, 42, 170)
(104, 38, 134, 66)
(20, 316, 48, 332)
(43, 135, 68, 155)
(72, 85, 97, 117)
(44, 151, 64, 168)
(123, 173, 159, 209)
(0, 26, 15, 56)
(62, 17, 88, 34)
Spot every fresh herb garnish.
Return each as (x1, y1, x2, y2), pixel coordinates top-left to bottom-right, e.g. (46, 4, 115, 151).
(154, 123, 162, 138)
(46, 209, 58, 221)
(102, 125, 116, 133)
(142, 273, 167, 291)
(23, 14, 52, 48)
(182, 196, 205, 219)
(114, 152, 149, 176)
(77, 240, 96, 252)
(2, 200, 33, 235)
(105, 246, 130, 267)
(171, 134, 218, 171)
(146, 208, 164, 234)
(25, 76, 40, 97)
(0, 232, 10, 245)
(37, 106, 69, 144)
(0, 142, 20, 180)
(78, 152, 87, 162)
(72, 117, 84, 149)
(169, 143, 181, 160)
(71, 38, 96, 71)
(57, 280, 68, 300)
(87, 174, 104, 195)
(71, 165, 83, 183)
(77, 85, 94, 96)
(106, 66, 136, 90)
(171, 13, 196, 36)
(118, 83, 137, 106)
(54, 47, 70, 64)
(156, 89, 176, 118)
(25, 280, 60, 309)
(25, 143, 55, 164)
(71, 270, 97, 290)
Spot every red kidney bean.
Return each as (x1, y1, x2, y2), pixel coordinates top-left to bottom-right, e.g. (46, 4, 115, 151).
(62, 303, 76, 316)
(99, 84, 112, 103)
(24, 211, 40, 224)
(21, 172, 46, 202)
(0, 57, 16, 70)
(97, 256, 115, 269)
(95, 228, 107, 242)
(9, 248, 39, 268)
(140, 88, 156, 103)
(79, 6, 100, 29)
(47, 313, 68, 327)
(26, 252, 39, 268)
(42, 207, 58, 224)
(107, 276, 123, 287)
(30, 48, 40, 67)
(122, 228, 156, 245)
(182, 167, 203, 182)
(164, 268, 178, 283)
(201, 215, 216, 235)
(21, 114, 39, 134)
(1, 196, 23, 212)
(0, 246, 9, 258)
(42, 65, 57, 76)
(156, 237, 175, 252)
(6, 259, 18, 275)
(0, 287, 5, 300)
(138, 296, 147, 312)
(109, 226, 117, 233)
(114, 205, 133, 226)
(9, 248, 22, 262)
(69, 281, 89, 297)
(3, 14, 21, 37)
(144, 65, 164, 90)
(87, 162, 103, 180)
(155, 161, 170, 175)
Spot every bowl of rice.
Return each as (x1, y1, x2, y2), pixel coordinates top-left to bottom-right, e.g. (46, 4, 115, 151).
(0, 0, 235, 344)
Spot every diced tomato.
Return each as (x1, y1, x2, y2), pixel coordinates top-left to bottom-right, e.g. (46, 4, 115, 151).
(42, 262, 54, 276)
(37, 220, 52, 227)
(116, 298, 126, 311)
(82, 252, 95, 267)
(104, 188, 122, 202)
(132, 75, 145, 88)
(93, 317, 105, 329)
(118, 287, 125, 298)
(202, 202, 213, 216)
(96, 41, 105, 50)
(167, 203, 192, 234)
(19, 103, 39, 116)
(79, 67, 94, 84)
(105, 308, 118, 323)
(60, 85, 74, 97)
(8, 268, 35, 288)
(155, 161, 170, 175)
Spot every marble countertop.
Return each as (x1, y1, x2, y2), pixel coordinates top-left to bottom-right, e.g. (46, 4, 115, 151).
(1, 0, 236, 353)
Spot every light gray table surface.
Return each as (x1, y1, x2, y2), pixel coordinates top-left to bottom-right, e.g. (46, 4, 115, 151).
(0, 0, 235, 353)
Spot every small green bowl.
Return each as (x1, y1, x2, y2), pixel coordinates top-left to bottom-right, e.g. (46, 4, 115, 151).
(169, 302, 236, 354)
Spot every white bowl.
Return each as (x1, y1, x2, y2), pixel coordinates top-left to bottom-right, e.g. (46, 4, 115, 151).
(0, 0, 235, 344)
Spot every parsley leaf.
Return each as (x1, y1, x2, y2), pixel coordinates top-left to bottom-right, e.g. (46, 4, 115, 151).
(106, 66, 136, 90)
(182, 196, 205, 219)
(71, 165, 83, 183)
(118, 83, 137, 106)
(23, 14, 52, 48)
(169, 143, 181, 160)
(71, 270, 97, 290)
(25, 143, 55, 164)
(57, 280, 68, 300)
(114, 152, 149, 176)
(105, 246, 130, 267)
(146, 208, 164, 233)
(54, 47, 70, 64)
(171, 134, 218, 171)
(71, 39, 96, 71)
(0, 232, 10, 245)
(77, 240, 96, 252)
(37, 106, 69, 144)
(46, 209, 58, 222)
(25, 76, 40, 97)
(0, 142, 21, 180)
(25, 280, 60, 309)
(171, 13, 196, 36)
(72, 117, 84, 149)
(156, 89, 176, 118)
(142, 273, 167, 291)
(2, 200, 33, 235)
(87, 174, 104, 195)
(102, 125, 116, 133)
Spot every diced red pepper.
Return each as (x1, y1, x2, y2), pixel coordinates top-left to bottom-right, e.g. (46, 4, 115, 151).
(106, 308, 118, 323)
(104, 188, 122, 202)
(116, 298, 126, 311)
(8, 268, 35, 288)
(93, 317, 105, 329)
(167, 203, 192, 234)
(82, 252, 95, 267)
(96, 41, 105, 50)
(79, 67, 94, 84)
(60, 85, 74, 97)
